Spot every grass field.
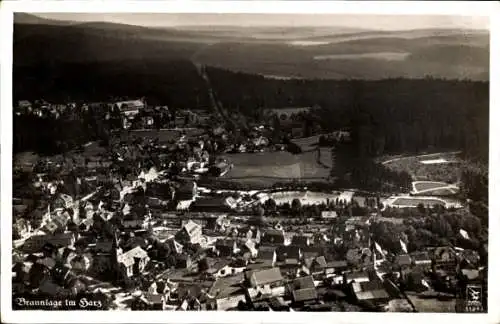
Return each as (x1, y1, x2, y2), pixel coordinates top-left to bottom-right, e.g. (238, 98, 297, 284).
(412, 181, 459, 196)
(413, 181, 451, 191)
(382, 152, 462, 183)
(220, 151, 332, 185)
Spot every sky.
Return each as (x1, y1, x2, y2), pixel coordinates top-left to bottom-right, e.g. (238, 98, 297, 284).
(34, 13, 489, 30)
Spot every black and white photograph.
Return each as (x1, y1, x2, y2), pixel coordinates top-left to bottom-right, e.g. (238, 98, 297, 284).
(1, 1, 498, 323)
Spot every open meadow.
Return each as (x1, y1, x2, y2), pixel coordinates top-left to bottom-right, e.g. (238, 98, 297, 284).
(220, 150, 332, 186)
(381, 152, 462, 183)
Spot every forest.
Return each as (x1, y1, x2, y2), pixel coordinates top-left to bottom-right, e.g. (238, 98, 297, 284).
(13, 59, 210, 109)
(205, 67, 489, 163)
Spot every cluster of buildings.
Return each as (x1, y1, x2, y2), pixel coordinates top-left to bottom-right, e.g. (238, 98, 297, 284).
(12, 98, 486, 312)
(12, 161, 486, 311)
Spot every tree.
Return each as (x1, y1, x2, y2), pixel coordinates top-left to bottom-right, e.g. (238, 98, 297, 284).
(291, 198, 302, 217)
(264, 198, 277, 213)
(198, 258, 209, 273)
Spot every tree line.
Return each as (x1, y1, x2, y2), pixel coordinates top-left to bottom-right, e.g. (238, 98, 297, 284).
(205, 67, 488, 163)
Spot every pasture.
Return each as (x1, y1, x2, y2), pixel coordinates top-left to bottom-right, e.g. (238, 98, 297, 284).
(220, 150, 332, 186)
(412, 181, 459, 196)
(381, 152, 462, 183)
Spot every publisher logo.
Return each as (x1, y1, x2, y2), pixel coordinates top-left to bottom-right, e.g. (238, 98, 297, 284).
(465, 285, 483, 313)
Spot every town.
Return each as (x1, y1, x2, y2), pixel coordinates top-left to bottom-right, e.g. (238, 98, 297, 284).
(12, 97, 488, 312)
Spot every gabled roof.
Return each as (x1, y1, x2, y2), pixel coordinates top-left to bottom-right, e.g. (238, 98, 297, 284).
(291, 276, 315, 290)
(395, 254, 412, 266)
(313, 256, 328, 269)
(292, 288, 318, 302)
(345, 271, 370, 281)
(411, 251, 431, 262)
(182, 220, 202, 236)
(118, 246, 149, 266)
(276, 245, 300, 260)
(291, 236, 309, 246)
(263, 229, 284, 237)
(326, 260, 348, 268)
(251, 268, 283, 286)
(215, 239, 236, 248)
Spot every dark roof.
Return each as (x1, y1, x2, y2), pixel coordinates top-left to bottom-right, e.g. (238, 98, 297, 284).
(257, 248, 276, 261)
(215, 239, 236, 248)
(263, 229, 284, 237)
(326, 260, 348, 268)
(395, 254, 412, 266)
(190, 197, 231, 211)
(276, 246, 300, 260)
(292, 276, 315, 290)
(359, 280, 385, 292)
(292, 288, 318, 302)
(177, 181, 196, 194)
(410, 251, 431, 262)
(345, 271, 370, 281)
(291, 236, 309, 246)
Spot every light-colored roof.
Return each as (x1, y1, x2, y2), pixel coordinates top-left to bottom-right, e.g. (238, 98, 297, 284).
(251, 268, 283, 286)
(118, 246, 149, 267)
(183, 220, 202, 236)
(115, 100, 145, 110)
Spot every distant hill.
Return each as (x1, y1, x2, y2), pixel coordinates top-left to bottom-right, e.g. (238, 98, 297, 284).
(14, 13, 76, 25)
(13, 13, 489, 80)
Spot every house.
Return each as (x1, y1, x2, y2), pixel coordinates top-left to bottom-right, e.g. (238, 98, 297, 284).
(209, 261, 246, 279)
(321, 211, 338, 219)
(433, 246, 457, 273)
(344, 271, 371, 285)
(260, 229, 285, 246)
(18, 100, 32, 113)
(114, 99, 145, 117)
(346, 247, 372, 267)
(276, 245, 301, 266)
(255, 246, 277, 267)
(22, 233, 76, 253)
(244, 227, 261, 244)
(212, 294, 247, 311)
(247, 267, 284, 289)
(117, 246, 150, 279)
(215, 239, 238, 257)
(301, 246, 325, 260)
(289, 275, 315, 290)
(132, 293, 167, 310)
(166, 238, 184, 255)
(175, 181, 198, 201)
(304, 256, 329, 275)
(175, 220, 203, 245)
(410, 251, 432, 268)
(122, 213, 145, 230)
(350, 280, 391, 307)
(69, 254, 92, 273)
(325, 260, 349, 277)
(176, 254, 193, 269)
(291, 235, 312, 247)
(242, 240, 258, 259)
(189, 197, 234, 213)
(394, 254, 412, 268)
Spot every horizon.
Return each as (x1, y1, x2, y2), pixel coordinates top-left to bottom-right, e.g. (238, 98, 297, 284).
(26, 13, 489, 31)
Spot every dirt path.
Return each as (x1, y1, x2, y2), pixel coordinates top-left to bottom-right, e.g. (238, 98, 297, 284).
(381, 151, 461, 165)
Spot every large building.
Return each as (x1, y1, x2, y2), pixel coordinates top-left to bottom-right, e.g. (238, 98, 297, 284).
(114, 99, 146, 117)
